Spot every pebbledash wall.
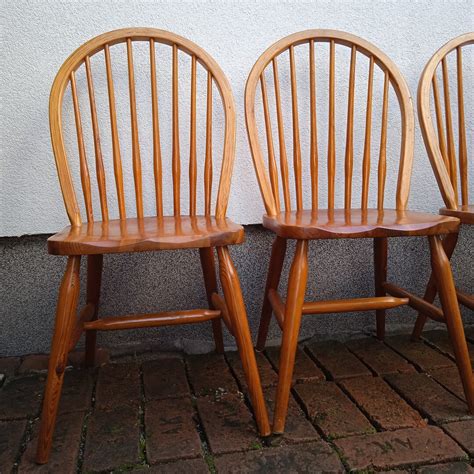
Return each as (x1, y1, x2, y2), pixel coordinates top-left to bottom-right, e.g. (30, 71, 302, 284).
(1, 1, 473, 356)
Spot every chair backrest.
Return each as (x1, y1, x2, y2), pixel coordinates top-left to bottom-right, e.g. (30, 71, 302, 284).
(418, 32, 474, 210)
(245, 30, 415, 216)
(50, 28, 236, 226)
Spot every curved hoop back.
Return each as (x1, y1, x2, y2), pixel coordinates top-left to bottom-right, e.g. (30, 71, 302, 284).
(245, 30, 415, 215)
(50, 28, 236, 226)
(417, 32, 474, 210)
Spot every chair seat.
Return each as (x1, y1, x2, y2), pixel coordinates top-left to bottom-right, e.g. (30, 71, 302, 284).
(262, 209, 459, 239)
(440, 205, 474, 225)
(48, 216, 244, 255)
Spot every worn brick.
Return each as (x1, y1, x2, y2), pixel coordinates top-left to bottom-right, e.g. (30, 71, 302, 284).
(346, 338, 416, 375)
(385, 335, 454, 371)
(186, 353, 238, 396)
(19, 412, 84, 473)
(58, 369, 94, 414)
(214, 441, 344, 473)
(196, 392, 257, 454)
(443, 420, 474, 456)
(305, 340, 371, 380)
(143, 358, 189, 401)
(95, 362, 140, 410)
(18, 354, 51, 374)
(0, 375, 45, 420)
(0, 419, 26, 469)
(340, 376, 426, 430)
(84, 405, 140, 471)
(386, 372, 470, 423)
(68, 347, 110, 368)
(417, 462, 474, 473)
(265, 346, 324, 383)
(146, 457, 209, 473)
(335, 426, 467, 471)
(226, 351, 277, 391)
(0, 357, 21, 377)
(429, 367, 466, 401)
(145, 397, 201, 464)
(423, 330, 474, 364)
(294, 380, 374, 439)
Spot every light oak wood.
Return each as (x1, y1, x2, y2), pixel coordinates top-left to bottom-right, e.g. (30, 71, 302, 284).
(344, 45, 356, 209)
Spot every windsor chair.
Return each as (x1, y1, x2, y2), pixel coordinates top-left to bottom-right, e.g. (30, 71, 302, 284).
(36, 28, 270, 464)
(245, 30, 474, 433)
(412, 32, 474, 340)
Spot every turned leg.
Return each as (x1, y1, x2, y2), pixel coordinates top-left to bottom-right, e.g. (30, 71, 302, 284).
(429, 235, 474, 413)
(217, 246, 271, 436)
(36, 256, 81, 464)
(273, 240, 308, 433)
(256, 237, 287, 351)
(85, 254, 103, 367)
(374, 237, 388, 340)
(412, 232, 458, 340)
(200, 247, 224, 354)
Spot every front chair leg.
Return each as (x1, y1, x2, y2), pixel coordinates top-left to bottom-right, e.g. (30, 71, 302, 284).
(429, 235, 474, 413)
(273, 240, 308, 433)
(257, 236, 287, 351)
(199, 247, 224, 354)
(85, 254, 103, 367)
(412, 232, 458, 340)
(217, 246, 271, 437)
(374, 237, 388, 340)
(36, 256, 81, 464)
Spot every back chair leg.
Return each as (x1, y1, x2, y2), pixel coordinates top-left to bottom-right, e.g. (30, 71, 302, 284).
(374, 237, 388, 340)
(36, 256, 81, 464)
(85, 254, 103, 367)
(200, 247, 224, 354)
(412, 232, 459, 340)
(217, 246, 271, 436)
(429, 235, 474, 413)
(273, 240, 308, 433)
(257, 237, 287, 351)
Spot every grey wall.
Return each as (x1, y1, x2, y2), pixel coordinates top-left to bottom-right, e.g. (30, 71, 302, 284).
(1, 225, 472, 357)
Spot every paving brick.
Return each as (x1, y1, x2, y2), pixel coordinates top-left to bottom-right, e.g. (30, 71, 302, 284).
(19, 412, 84, 473)
(385, 335, 454, 371)
(443, 420, 474, 456)
(214, 441, 344, 473)
(226, 351, 277, 391)
(146, 457, 209, 473)
(68, 347, 110, 368)
(305, 340, 371, 380)
(465, 326, 474, 343)
(95, 362, 140, 410)
(18, 354, 51, 374)
(84, 405, 140, 472)
(0, 375, 45, 420)
(145, 397, 201, 464)
(58, 369, 94, 414)
(386, 372, 470, 423)
(335, 426, 467, 471)
(293, 380, 374, 439)
(265, 346, 324, 384)
(429, 367, 466, 401)
(143, 358, 190, 401)
(0, 357, 21, 377)
(417, 462, 474, 473)
(0, 419, 26, 469)
(340, 376, 426, 430)
(186, 353, 238, 396)
(196, 392, 258, 454)
(346, 338, 416, 375)
(423, 330, 474, 364)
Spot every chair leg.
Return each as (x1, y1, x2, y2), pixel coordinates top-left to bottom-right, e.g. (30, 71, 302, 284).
(200, 247, 224, 354)
(217, 246, 271, 436)
(273, 240, 308, 433)
(374, 237, 388, 340)
(85, 254, 103, 367)
(256, 237, 287, 351)
(429, 235, 474, 414)
(412, 232, 458, 340)
(36, 256, 81, 464)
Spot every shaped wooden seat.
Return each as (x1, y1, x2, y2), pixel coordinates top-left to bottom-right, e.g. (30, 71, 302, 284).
(245, 30, 473, 434)
(36, 28, 270, 465)
(48, 216, 244, 255)
(440, 205, 474, 225)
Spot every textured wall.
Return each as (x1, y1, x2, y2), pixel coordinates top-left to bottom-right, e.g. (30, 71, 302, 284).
(1, 0, 473, 236)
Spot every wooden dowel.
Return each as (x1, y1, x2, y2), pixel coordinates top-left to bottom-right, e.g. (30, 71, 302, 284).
(432, 74, 449, 168)
(302, 295, 407, 314)
(361, 55, 374, 210)
(204, 71, 213, 216)
(378, 70, 389, 210)
(105, 44, 126, 219)
(211, 293, 234, 336)
(70, 70, 93, 222)
(456, 46, 468, 206)
(189, 55, 197, 215)
(268, 289, 285, 330)
(69, 303, 96, 351)
(328, 40, 336, 209)
(150, 39, 163, 216)
(172, 44, 181, 215)
(309, 39, 318, 210)
(344, 45, 356, 210)
(127, 38, 144, 219)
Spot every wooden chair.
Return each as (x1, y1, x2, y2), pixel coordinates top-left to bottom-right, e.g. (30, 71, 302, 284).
(245, 30, 474, 433)
(413, 32, 474, 340)
(37, 28, 270, 464)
